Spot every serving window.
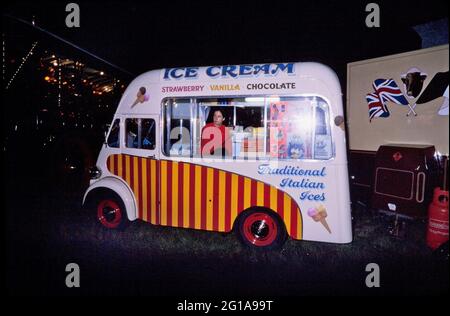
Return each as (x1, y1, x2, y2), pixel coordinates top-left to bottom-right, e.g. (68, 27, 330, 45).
(162, 95, 333, 160)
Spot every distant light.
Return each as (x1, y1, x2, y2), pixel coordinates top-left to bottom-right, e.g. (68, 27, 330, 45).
(100, 71, 104, 75)
(44, 76, 50, 81)
(53, 61, 58, 66)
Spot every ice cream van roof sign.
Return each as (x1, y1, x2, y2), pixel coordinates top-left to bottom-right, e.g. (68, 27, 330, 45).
(163, 63, 295, 80)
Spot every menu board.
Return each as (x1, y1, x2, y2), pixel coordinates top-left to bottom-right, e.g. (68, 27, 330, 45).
(269, 101, 313, 159)
(269, 102, 288, 158)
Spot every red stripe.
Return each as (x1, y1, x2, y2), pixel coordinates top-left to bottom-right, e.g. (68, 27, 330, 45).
(147, 158, 152, 222)
(189, 163, 195, 228)
(237, 176, 244, 214)
(251, 179, 257, 207)
(212, 168, 219, 231)
(263, 183, 271, 208)
(201, 166, 207, 230)
(291, 200, 298, 238)
(178, 162, 184, 227)
(113, 154, 118, 175)
(156, 160, 160, 225)
(121, 154, 126, 180)
(277, 190, 284, 219)
(138, 157, 143, 219)
(224, 172, 231, 231)
(166, 161, 172, 226)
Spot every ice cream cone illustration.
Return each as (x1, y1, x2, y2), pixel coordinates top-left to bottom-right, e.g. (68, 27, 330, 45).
(307, 205, 332, 234)
(131, 87, 150, 108)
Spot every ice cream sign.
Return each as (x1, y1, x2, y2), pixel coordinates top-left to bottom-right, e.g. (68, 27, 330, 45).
(257, 164, 327, 202)
(258, 164, 331, 234)
(163, 63, 295, 80)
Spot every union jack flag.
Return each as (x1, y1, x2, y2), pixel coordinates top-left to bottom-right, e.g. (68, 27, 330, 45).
(366, 92, 389, 121)
(366, 79, 409, 122)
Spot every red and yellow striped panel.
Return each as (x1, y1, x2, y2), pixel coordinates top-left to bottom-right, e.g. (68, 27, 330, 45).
(107, 154, 303, 239)
(107, 154, 159, 225)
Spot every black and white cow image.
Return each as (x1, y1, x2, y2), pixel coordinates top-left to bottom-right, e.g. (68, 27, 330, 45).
(401, 68, 427, 98)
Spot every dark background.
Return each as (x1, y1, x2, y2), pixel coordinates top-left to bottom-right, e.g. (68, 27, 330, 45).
(4, 0, 449, 79)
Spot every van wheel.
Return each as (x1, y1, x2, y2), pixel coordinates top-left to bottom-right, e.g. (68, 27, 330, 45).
(237, 209, 287, 249)
(95, 194, 129, 230)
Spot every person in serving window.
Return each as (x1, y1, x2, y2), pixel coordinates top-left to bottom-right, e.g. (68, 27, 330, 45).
(201, 109, 232, 157)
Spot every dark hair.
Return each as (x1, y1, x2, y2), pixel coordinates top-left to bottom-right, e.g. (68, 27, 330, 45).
(213, 109, 224, 116)
(139, 87, 146, 95)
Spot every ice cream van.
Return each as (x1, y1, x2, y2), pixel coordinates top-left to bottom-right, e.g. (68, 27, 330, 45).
(82, 62, 353, 249)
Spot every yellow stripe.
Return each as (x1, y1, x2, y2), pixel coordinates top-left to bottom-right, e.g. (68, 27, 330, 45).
(117, 154, 123, 178)
(172, 161, 179, 227)
(150, 159, 157, 224)
(160, 160, 167, 225)
(270, 186, 278, 212)
(133, 156, 139, 216)
(284, 194, 291, 235)
(109, 156, 115, 174)
(183, 164, 190, 228)
(194, 165, 202, 229)
(231, 174, 238, 221)
(243, 178, 251, 209)
(142, 158, 148, 221)
(297, 208, 302, 239)
(206, 168, 214, 230)
(257, 181, 264, 206)
(125, 155, 131, 185)
(218, 170, 226, 231)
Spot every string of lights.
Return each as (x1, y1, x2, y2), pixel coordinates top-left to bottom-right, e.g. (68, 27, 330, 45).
(5, 41, 38, 90)
(2, 33, 5, 81)
(57, 58, 61, 107)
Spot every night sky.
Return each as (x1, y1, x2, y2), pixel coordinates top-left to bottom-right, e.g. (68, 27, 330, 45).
(4, 0, 448, 83)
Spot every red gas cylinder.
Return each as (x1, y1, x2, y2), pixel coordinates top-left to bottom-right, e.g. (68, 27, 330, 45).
(426, 188, 449, 250)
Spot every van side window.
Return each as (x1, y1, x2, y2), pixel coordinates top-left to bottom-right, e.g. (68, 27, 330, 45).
(125, 118, 156, 150)
(313, 102, 333, 160)
(107, 119, 120, 148)
(163, 99, 193, 157)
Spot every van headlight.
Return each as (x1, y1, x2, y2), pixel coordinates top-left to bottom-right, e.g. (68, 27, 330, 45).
(89, 166, 102, 179)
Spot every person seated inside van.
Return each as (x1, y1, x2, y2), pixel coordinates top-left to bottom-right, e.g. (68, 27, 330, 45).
(201, 109, 232, 157)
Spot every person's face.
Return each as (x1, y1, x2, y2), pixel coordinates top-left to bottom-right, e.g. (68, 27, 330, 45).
(213, 111, 224, 127)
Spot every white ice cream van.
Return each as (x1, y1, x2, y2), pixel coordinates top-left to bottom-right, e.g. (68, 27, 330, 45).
(83, 62, 352, 249)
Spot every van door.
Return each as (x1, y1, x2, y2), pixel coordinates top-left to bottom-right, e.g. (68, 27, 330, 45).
(121, 115, 160, 224)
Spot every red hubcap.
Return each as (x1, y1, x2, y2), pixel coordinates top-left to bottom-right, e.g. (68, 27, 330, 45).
(97, 200, 122, 228)
(242, 213, 278, 246)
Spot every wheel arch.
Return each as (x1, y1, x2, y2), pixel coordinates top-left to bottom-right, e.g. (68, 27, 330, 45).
(82, 176, 138, 221)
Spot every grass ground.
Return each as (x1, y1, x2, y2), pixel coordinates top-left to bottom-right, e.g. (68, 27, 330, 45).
(5, 174, 449, 296)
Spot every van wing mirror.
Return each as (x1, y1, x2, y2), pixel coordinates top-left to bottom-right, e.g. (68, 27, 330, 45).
(334, 115, 345, 131)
